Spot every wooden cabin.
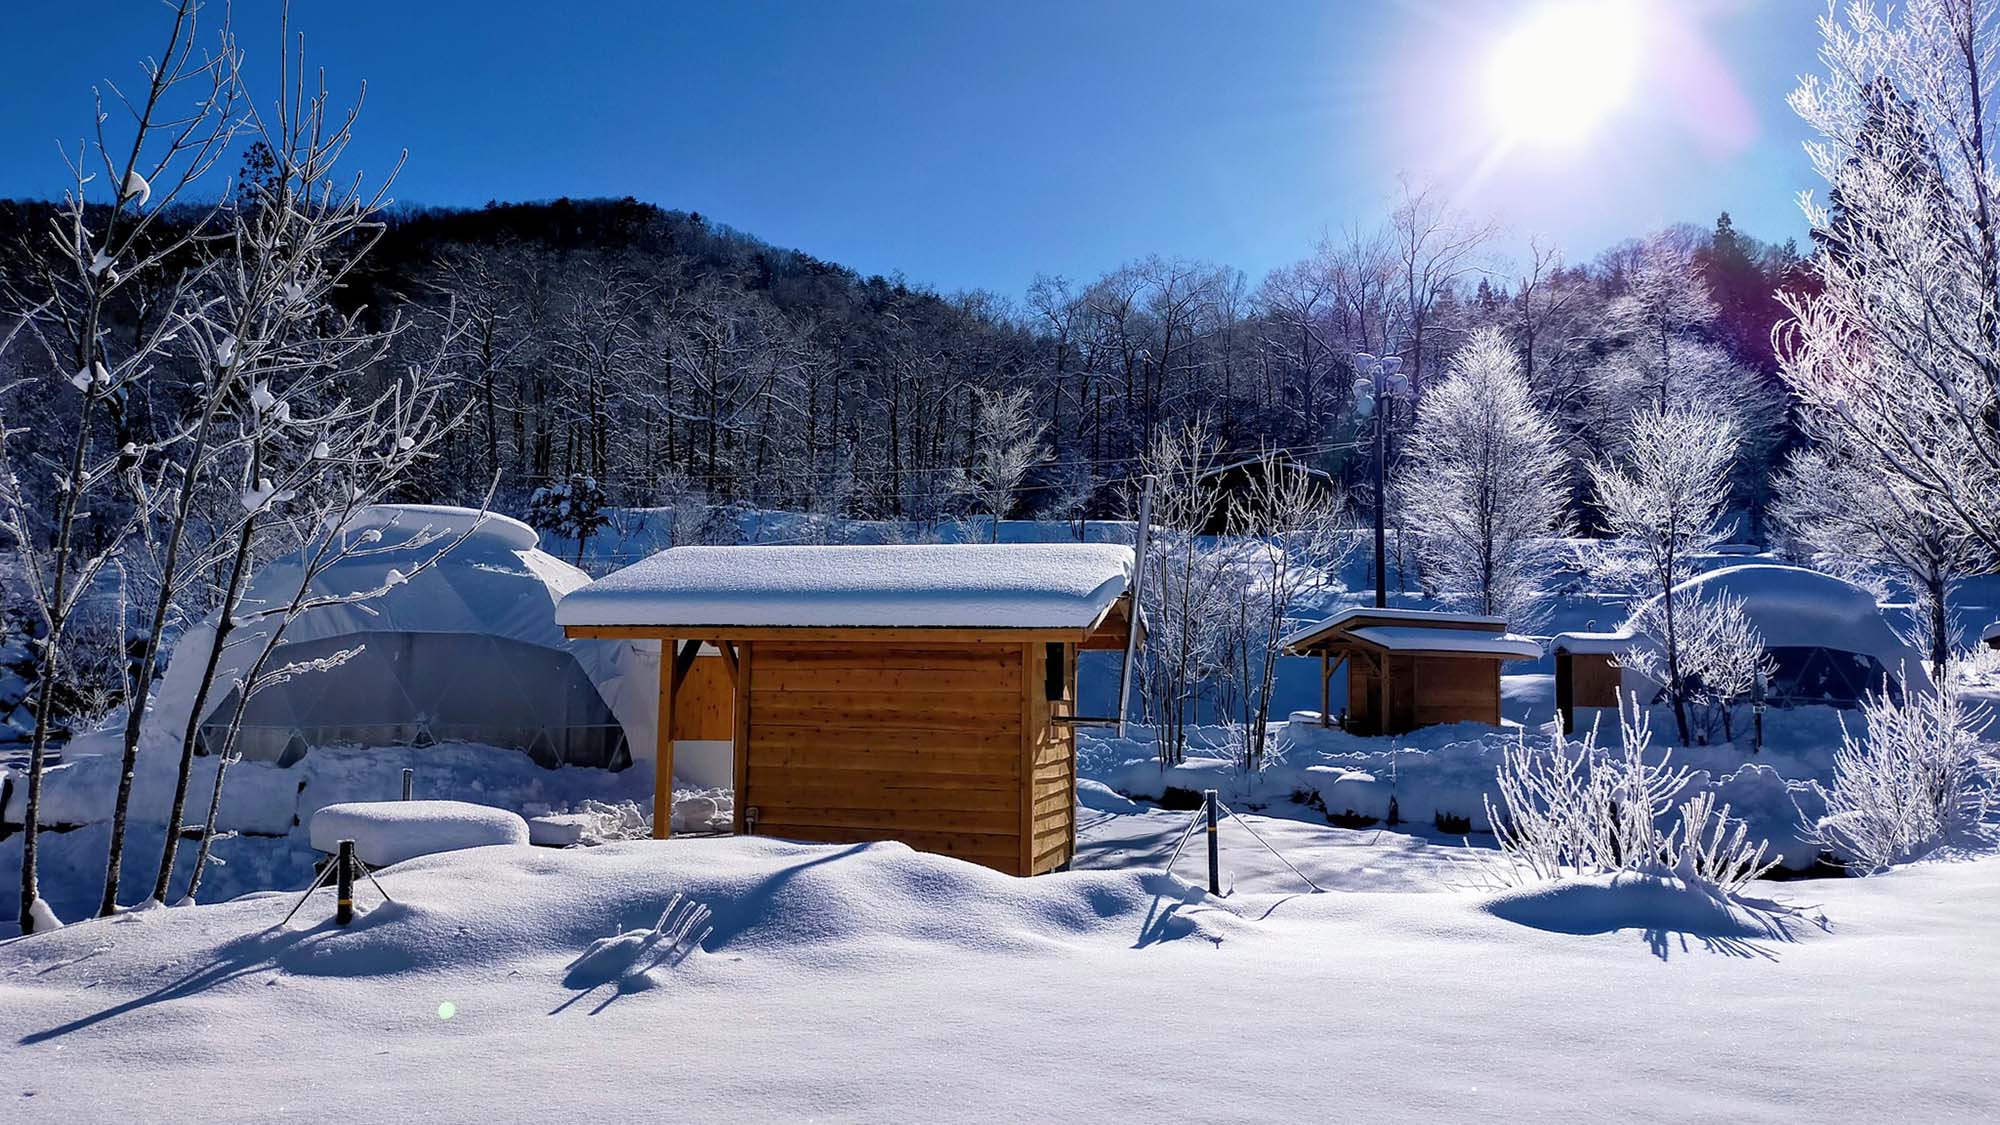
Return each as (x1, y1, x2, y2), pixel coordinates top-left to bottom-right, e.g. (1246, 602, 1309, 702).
(1282, 608, 1541, 735)
(555, 543, 1138, 876)
(1550, 634, 1624, 735)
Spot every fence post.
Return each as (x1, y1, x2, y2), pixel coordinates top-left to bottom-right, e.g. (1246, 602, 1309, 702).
(336, 839, 356, 925)
(401, 768, 414, 801)
(1204, 789, 1220, 895)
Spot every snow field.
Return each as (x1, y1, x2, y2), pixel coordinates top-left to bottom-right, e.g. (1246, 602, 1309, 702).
(3, 835, 1997, 1120)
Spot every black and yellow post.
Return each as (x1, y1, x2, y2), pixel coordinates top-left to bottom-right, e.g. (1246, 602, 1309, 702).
(335, 839, 356, 925)
(1204, 789, 1220, 895)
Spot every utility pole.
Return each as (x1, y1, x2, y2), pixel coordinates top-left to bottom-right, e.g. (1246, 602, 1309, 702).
(1351, 352, 1407, 608)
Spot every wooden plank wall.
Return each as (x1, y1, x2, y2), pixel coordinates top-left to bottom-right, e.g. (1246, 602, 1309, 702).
(1348, 651, 1502, 732)
(742, 642, 1028, 873)
(1409, 655, 1501, 727)
(1569, 653, 1623, 708)
(669, 654, 734, 741)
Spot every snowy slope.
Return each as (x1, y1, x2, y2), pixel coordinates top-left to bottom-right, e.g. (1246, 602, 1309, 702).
(2, 837, 1996, 1120)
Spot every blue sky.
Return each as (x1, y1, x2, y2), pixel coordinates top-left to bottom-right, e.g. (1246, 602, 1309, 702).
(0, 1, 1822, 297)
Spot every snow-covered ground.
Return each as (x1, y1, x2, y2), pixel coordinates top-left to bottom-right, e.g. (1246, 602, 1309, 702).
(3, 830, 1996, 1121)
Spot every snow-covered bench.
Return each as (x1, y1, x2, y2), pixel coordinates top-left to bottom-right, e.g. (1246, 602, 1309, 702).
(309, 799, 530, 868)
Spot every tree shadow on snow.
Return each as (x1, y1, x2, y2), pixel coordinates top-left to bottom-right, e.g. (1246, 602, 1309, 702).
(20, 903, 414, 1045)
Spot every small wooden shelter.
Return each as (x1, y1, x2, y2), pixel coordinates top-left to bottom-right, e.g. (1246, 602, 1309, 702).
(1282, 608, 1540, 735)
(555, 543, 1138, 876)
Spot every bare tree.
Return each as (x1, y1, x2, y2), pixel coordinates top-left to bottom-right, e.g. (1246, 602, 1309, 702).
(1388, 181, 1496, 393)
(146, 15, 453, 905)
(953, 387, 1048, 541)
(1225, 458, 1347, 773)
(0, 0, 237, 932)
(1588, 405, 1740, 746)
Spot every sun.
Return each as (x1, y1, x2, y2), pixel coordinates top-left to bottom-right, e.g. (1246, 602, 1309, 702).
(1487, 1, 1643, 147)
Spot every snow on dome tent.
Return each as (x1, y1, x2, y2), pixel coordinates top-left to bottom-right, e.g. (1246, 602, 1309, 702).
(555, 542, 1141, 877)
(1551, 563, 1931, 734)
(147, 505, 658, 772)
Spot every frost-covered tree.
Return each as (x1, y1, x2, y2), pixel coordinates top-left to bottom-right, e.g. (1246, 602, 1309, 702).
(1224, 456, 1348, 773)
(1624, 591, 1772, 745)
(1589, 405, 1740, 746)
(0, 0, 238, 933)
(1772, 446, 1980, 678)
(953, 387, 1048, 542)
(1607, 233, 1719, 410)
(1136, 420, 1234, 765)
(1783, 0, 2000, 565)
(145, 22, 466, 908)
(1397, 328, 1570, 626)
(1815, 685, 1995, 872)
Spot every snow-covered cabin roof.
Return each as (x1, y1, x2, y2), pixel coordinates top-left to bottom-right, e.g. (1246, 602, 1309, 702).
(1553, 564, 1930, 686)
(1282, 607, 1536, 660)
(1345, 626, 1543, 659)
(555, 543, 1135, 632)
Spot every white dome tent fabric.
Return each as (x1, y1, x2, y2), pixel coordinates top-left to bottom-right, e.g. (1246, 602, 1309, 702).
(1556, 563, 1932, 708)
(149, 506, 657, 770)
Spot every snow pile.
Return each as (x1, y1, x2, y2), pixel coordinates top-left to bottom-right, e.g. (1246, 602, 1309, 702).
(309, 800, 530, 867)
(1480, 869, 1793, 939)
(555, 543, 1133, 629)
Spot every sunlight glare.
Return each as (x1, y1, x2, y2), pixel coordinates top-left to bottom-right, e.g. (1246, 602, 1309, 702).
(1487, 1, 1643, 147)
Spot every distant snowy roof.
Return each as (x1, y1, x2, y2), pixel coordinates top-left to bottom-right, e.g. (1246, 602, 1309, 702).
(1281, 606, 1511, 653)
(556, 544, 1134, 631)
(1345, 626, 1543, 660)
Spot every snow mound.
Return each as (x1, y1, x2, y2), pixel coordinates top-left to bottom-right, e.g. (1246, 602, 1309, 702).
(309, 800, 530, 867)
(6, 838, 1248, 992)
(1481, 870, 1795, 940)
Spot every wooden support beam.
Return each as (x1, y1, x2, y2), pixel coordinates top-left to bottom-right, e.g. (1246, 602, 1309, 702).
(654, 639, 703, 840)
(732, 643, 753, 835)
(718, 640, 740, 686)
(1376, 652, 1391, 738)
(1320, 654, 1331, 727)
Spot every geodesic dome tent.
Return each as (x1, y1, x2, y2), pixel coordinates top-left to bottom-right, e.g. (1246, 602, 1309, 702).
(1554, 564, 1931, 720)
(150, 506, 656, 769)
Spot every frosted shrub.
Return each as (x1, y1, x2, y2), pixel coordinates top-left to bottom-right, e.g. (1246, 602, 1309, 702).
(1484, 705, 1775, 895)
(1815, 687, 1996, 873)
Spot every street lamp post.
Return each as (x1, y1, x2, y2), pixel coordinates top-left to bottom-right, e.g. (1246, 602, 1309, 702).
(1352, 352, 1409, 609)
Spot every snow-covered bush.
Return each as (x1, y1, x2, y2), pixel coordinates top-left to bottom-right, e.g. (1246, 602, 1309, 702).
(1815, 686, 1996, 873)
(1484, 706, 1775, 896)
